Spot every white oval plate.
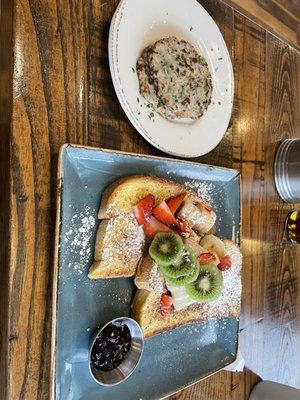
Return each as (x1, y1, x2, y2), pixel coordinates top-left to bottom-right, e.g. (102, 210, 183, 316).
(109, 0, 234, 158)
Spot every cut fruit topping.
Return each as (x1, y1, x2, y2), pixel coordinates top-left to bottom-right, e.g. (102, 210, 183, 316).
(166, 193, 186, 214)
(153, 201, 177, 225)
(183, 237, 205, 256)
(160, 293, 173, 315)
(200, 235, 226, 259)
(149, 232, 184, 266)
(217, 255, 232, 271)
(159, 246, 197, 278)
(133, 194, 155, 225)
(165, 284, 195, 311)
(164, 264, 199, 286)
(177, 199, 216, 234)
(177, 219, 199, 241)
(197, 201, 213, 213)
(185, 264, 223, 303)
(198, 252, 217, 265)
(143, 216, 171, 239)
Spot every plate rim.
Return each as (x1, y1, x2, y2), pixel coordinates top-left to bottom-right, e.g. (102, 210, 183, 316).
(108, 0, 234, 158)
(50, 143, 241, 400)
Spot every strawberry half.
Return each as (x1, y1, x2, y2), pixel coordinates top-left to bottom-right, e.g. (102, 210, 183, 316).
(217, 255, 232, 271)
(143, 216, 171, 239)
(153, 201, 177, 225)
(160, 293, 173, 316)
(133, 194, 155, 225)
(166, 193, 186, 214)
(198, 252, 218, 265)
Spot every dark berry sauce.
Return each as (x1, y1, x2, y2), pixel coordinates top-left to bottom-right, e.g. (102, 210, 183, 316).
(90, 322, 131, 372)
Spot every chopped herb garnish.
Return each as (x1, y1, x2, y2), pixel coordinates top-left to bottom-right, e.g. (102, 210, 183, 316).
(190, 26, 193, 31)
(218, 57, 223, 60)
(218, 101, 221, 105)
(138, 111, 141, 115)
(146, 104, 150, 108)
(178, 85, 185, 98)
(137, 97, 140, 103)
(132, 67, 135, 73)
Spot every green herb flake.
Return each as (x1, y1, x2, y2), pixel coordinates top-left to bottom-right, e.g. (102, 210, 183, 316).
(137, 97, 140, 103)
(132, 67, 135, 73)
(218, 57, 223, 60)
(178, 85, 185, 98)
(190, 26, 193, 31)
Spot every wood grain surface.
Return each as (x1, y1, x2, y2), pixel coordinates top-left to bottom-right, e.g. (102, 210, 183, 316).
(222, 0, 300, 49)
(1, 0, 299, 399)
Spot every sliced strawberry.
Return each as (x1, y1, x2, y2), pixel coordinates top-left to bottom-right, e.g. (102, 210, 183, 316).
(198, 252, 217, 265)
(143, 216, 171, 238)
(217, 255, 232, 271)
(153, 201, 177, 225)
(133, 194, 155, 225)
(197, 202, 213, 213)
(160, 293, 173, 316)
(166, 193, 186, 214)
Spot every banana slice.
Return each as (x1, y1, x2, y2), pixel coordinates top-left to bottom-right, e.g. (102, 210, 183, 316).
(166, 283, 195, 311)
(177, 199, 216, 233)
(183, 237, 205, 257)
(200, 234, 226, 259)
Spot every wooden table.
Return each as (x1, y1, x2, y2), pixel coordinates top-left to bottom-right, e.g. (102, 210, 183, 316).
(0, 0, 299, 399)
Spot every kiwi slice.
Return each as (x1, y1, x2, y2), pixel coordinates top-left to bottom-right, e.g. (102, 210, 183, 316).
(149, 232, 184, 267)
(185, 264, 222, 302)
(159, 246, 197, 278)
(164, 264, 200, 286)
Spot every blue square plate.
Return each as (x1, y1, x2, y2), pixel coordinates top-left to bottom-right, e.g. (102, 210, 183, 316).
(52, 144, 241, 400)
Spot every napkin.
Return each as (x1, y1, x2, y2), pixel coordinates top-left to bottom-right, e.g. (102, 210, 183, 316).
(223, 347, 245, 372)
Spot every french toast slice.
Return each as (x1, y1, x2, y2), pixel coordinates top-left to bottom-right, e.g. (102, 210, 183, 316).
(131, 240, 242, 338)
(90, 175, 199, 279)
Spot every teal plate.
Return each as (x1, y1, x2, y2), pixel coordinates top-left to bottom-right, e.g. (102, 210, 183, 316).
(52, 144, 241, 400)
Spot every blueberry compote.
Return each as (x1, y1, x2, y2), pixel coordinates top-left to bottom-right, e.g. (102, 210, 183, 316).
(90, 322, 131, 372)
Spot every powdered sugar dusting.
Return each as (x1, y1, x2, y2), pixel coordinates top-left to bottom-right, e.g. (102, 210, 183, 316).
(62, 205, 96, 274)
(100, 212, 145, 269)
(148, 263, 165, 294)
(184, 180, 215, 205)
